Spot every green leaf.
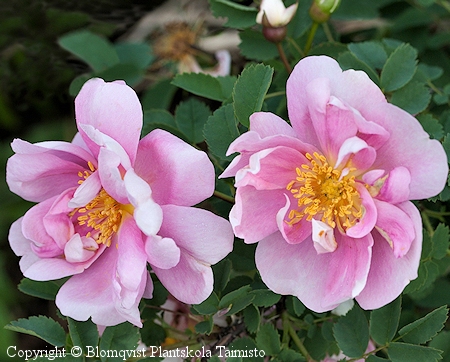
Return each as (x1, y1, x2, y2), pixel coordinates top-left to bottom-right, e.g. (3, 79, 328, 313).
(388, 342, 442, 362)
(58, 30, 119, 72)
(99, 323, 140, 362)
(338, 51, 379, 85)
(239, 29, 279, 61)
(204, 104, 240, 161)
(142, 109, 187, 141)
(140, 320, 165, 347)
(292, 297, 306, 317)
(142, 78, 177, 110)
(209, 0, 258, 28)
(195, 317, 214, 335)
(213, 259, 232, 294)
(96, 63, 144, 86)
(333, 305, 369, 358)
(69, 74, 92, 96)
(429, 330, 450, 362)
(443, 134, 450, 161)
(256, 323, 281, 356)
(275, 348, 306, 362)
(243, 304, 260, 334)
(390, 81, 431, 114)
(380, 43, 418, 92)
(366, 356, 391, 362)
(417, 114, 444, 139)
(348, 41, 387, 69)
(250, 289, 281, 307)
(172, 72, 236, 102)
(18, 278, 61, 301)
(227, 337, 263, 361)
(5, 316, 66, 347)
(114, 42, 154, 69)
(67, 318, 99, 356)
(370, 296, 401, 345)
(233, 63, 274, 127)
(431, 224, 450, 259)
(192, 292, 219, 315)
(399, 305, 448, 344)
(219, 285, 255, 316)
(175, 98, 211, 144)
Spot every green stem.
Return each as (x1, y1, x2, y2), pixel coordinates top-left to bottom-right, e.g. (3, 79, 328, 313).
(304, 22, 319, 55)
(265, 90, 286, 99)
(277, 42, 292, 73)
(286, 36, 305, 58)
(288, 322, 314, 361)
(322, 22, 334, 43)
(214, 190, 235, 204)
(421, 210, 434, 236)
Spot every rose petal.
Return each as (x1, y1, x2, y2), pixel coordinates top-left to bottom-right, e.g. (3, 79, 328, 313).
(75, 78, 142, 164)
(256, 231, 373, 312)
(145, 235, 180, 269)
(356, 201, 422, 309)
(135, 129, 215, 206)
(159, 204, 234, 264)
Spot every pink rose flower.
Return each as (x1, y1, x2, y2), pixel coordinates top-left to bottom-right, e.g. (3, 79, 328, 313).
(221, 56, 448, 312)
(7, 78, 234, 327)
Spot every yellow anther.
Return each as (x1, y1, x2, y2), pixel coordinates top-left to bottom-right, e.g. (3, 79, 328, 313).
(286, 152, 362, 232)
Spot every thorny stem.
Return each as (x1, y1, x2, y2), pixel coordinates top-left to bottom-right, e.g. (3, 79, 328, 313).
(214, 190, 235, 204)
(277, 42, 292, 73)
(304, 21, 319, 55)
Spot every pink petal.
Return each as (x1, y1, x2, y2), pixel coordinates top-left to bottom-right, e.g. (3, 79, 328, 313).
(124, 169, 163, 236)
(56, 244, 145, 327)
(22, 197, 63, 258)
(255, 231, 373, 312)
(335, 136, 376, 173)
(373, 200, 415, 258)
(376, 166, 411, 204)
(159, 204, 233, 264)
(152, 252, 214, 304)
(287, 56, 343, 146)
(75, 78, 142, 164)
(312, 219, 337, 254)
(356, 201, 422, 309)
(346, 183, 377, 239)
(366, 102, 448, 200)
(276, 194, 311, 244)
(64, 234, 98, 263)
(145, 235, 180, 269)
(235, 146, 304, 190)
(43, 190, 76, 249)
(134, 129, 215, 206)
(115, 216, 147, 293)
(7, 145, 86, 203)
(68, 171, 101, 208)
(231, 186, 286, 243)
(249, 112, 297, 138)
(8, 218, 30, 256)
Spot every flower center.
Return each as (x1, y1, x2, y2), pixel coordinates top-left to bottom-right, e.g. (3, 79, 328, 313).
(71, 162, 130, 247)
(76, 189, 123, 247)
(286, 152, 363, 232)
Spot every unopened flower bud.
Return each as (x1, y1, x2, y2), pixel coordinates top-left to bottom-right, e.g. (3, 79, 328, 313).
(256, 0, 298, 28)
(309, 0, 341, 23)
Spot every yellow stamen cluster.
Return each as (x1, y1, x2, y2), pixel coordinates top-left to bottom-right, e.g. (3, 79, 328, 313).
(72, 161, 123, 247)
(286, 152, 363, 232)
(76, 189, 123, 247)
